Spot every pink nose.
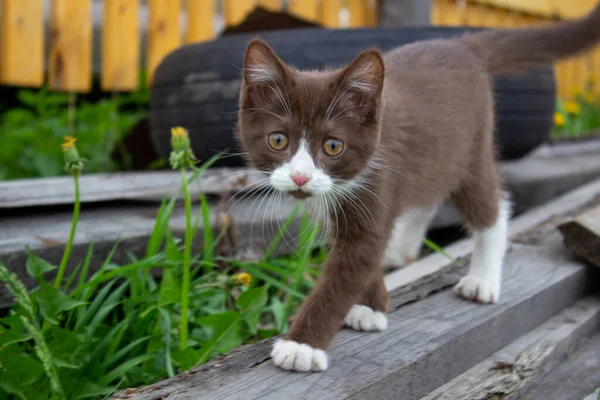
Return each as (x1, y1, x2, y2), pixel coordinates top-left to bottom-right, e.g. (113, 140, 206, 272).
(291, 174, 310, 187)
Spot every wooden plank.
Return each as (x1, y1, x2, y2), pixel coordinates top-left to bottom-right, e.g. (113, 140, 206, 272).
(348, 0, 366, 27)
(0, 0, 44, 87)
(186, 0, 216, 43)
(320, 0, 344, 27)
(559, 205, 600, 267)
(102, 0, 140, 91)
(470, 0, 596, 19)
(364, 0, 378, 26)
(257, 0, 281, 11)
(147, 0, 181, 84)
(223, 0, 256, 26)
(521, 331, 600, 400)
(0, 192, 300, 309)
(0, 168, 269, 209)
(48, 0, 93, 92)
(288, 0, 320, 23)
(424, 297, 600, 399)
(110, 224, 598, 399)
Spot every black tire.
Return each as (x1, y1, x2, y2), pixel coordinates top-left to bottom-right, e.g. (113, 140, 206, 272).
(150, 26, 556, 165)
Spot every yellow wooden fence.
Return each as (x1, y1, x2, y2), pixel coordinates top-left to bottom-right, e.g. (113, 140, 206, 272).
(0, 0, 377, 93)
(432, 0, 600, 100)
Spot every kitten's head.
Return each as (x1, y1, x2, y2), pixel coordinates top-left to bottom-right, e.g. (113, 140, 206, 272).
(237, 39, 385, 200)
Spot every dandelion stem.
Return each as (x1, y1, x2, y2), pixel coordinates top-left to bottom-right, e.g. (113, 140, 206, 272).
(180, 168, 193, 350)
(55, 172, 80, 289)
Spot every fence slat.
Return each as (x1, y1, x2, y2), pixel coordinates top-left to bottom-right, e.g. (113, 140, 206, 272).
(223, 0, 256, 26)
(0, 0, 44, 87)
(288, 0, 320, 22)
(102, 0, 140, 91)
(48, 0, 92, 92)
(348, 0, 366, 27)
(147, 0, 181, 84)
(187, 0, 216, 43)
(257, 0, 281, 11)
(320, 0, 343, 27)
(364, 0, 378, 26)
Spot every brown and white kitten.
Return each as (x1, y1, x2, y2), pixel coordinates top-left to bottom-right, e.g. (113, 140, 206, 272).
(236, 3, 600, 372)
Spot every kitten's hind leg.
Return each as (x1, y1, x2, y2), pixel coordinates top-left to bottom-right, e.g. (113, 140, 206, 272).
(344, 274, 388, 332)
(451, 167, 510, 304)
(383, 207, 438, 268)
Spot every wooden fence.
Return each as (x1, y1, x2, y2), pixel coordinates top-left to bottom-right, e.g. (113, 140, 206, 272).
(1, 0, 597, 99)
(0, 0, 377, 93)
(432, 0, 600, 100)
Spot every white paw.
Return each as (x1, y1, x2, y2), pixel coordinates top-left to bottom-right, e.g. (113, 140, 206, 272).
(454, 276, 500, 304)
(270, 339, 328, 372)
(344, 305, 388, 331)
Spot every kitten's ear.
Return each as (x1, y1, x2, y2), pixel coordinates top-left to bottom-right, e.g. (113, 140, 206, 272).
(339, 49, 385, 98)
(243, 38, 288, 85)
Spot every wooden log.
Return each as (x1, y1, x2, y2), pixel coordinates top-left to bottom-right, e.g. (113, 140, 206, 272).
(0, 0, 44, 87)
(102, 0, 141, 91)
(48, 0, 92, 92)
(559, 204, 600, 267)
(186, 0, 216, 43)
(147, 0, 181, 84)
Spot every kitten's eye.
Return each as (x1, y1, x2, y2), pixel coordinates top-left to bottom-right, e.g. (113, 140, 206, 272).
(268, 133, 288, 151)
(323, 139, 344, 156)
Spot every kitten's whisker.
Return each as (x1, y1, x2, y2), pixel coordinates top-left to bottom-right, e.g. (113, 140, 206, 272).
(241, 107, 287, 122)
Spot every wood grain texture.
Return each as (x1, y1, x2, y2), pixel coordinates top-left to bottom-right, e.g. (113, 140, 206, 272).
(111, 227, 598, 399)
(559, 204, 600, 267)
(0, 168, 269, 209)
(186, 0, 216, 43)
(102, 0, 140, 91)
(0, 0, 44, 87)
(147, 0, 181, 84)
(424, 297, 600, 399)
(48, 0, 92, 92)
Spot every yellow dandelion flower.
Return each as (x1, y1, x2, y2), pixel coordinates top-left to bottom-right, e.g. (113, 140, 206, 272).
(554, 112, 566, 127)
(171, 126, 189, 138)
(564, 101, 581, 115)
(234, 272, 252, 287)
(61, 136, 77, 150)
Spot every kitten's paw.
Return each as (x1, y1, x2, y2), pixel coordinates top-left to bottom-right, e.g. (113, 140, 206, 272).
(270, 339, 328, 372)
(344, 305, 388, 331)
(454, 276, 500, 304)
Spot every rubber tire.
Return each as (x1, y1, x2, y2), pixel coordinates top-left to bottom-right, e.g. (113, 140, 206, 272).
(150, 26, 556, 166)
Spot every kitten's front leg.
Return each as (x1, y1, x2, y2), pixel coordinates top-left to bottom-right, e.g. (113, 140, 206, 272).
(344, 275, 388, 332)
(271, 243, 385, 372)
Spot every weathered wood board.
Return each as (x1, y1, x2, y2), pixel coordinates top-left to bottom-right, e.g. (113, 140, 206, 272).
(424, 297, 600, 400)
(0, 168, 268, 209)
(521, 330, 600, 400)
(111, 227, 599, 400)
(559, 205, 600, 268)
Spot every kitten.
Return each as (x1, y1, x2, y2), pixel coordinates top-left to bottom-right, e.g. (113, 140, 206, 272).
(236, 3, 600, 372)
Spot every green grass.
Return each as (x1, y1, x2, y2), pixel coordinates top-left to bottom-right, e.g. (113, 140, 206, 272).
(552, 92, 600, 140)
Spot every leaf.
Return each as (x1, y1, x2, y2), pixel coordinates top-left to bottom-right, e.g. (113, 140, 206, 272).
(73, 379, 116, 399)
(25, 247, 57, 280)
(16, 90, 40, 107)
(271, 297, 286, 332)
(158, 269, 181, 308)
(38, 282, 86, 325)
(236, 287, 268, 334)
(97, 353, 156, 386)
(195, 311, 243, 367)
(165, 232, 183, 262)
(172, 347, 202, 371)
(0, 314, 32, 347)
(0, 345, 45, 385)
(158, 308, 176, 377)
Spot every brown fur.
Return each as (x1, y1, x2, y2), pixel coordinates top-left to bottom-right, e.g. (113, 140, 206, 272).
(236, 3, 600, 351)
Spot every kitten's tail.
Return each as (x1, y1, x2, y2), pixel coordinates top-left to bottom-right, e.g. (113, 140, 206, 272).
(460, 2, 600, 75)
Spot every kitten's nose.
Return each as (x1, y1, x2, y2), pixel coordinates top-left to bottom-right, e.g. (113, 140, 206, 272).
(291, 174, 310, 187)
